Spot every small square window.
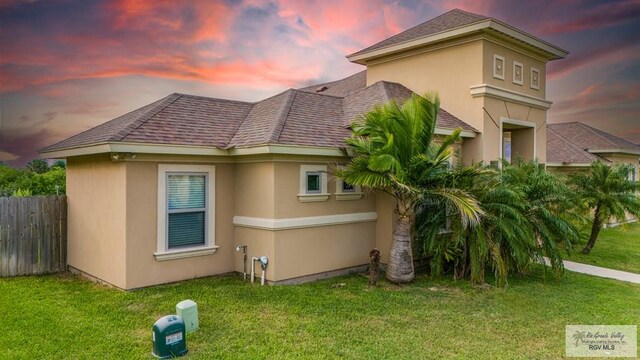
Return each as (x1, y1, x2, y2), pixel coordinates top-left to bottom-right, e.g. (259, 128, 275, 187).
(306, 172, 321, 193)
(342, 181, 355, 192)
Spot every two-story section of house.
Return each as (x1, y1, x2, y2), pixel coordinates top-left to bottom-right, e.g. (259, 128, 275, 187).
(347, 9, 568, 166)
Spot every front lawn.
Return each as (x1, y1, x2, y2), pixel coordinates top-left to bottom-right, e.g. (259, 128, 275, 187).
(563, 221, 640, 274)
(1, 269, 638, 359)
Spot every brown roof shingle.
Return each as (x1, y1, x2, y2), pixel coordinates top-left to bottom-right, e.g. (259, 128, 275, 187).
(546, 127, 601, 164)
(41, 73, 477, 154)
(548, 122, 640, 153)
(348, 9, 487, 58)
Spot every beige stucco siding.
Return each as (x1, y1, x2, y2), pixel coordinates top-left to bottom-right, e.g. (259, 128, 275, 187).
(273, 161, 376, 218)
(235, 162, 275, 218)
(366, 38, 485, 132)
(482, 39, 546, 98)
(273, 223, 376, 281)
(66, 155, 127, 288)
(124, 161, 236, 289)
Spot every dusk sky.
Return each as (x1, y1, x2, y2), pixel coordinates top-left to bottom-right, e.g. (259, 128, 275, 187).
(0, 0, 638, 167)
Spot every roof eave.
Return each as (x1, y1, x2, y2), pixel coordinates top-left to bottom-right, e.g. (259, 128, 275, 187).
(347, 19, 568, 65)
(588, 148, 640, 156)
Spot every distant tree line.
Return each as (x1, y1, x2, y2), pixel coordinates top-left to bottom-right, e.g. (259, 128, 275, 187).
(0, 159, 66, 196)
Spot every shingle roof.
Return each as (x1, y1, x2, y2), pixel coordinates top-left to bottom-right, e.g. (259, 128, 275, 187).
(41, 73, 477, 154)
(41, 94, 252, 152)
(546, 127, 601, 164)
(298, 71, 367, 97)
(349, 9, 488, 58)
(548, 122, 640, 153)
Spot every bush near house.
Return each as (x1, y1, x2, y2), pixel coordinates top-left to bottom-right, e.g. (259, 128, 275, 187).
(415, 160, 579, 286)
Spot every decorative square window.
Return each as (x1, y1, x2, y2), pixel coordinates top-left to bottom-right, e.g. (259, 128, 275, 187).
(513, 61, 523, 85)
(305, 171, 321, 193)
(493, 54, 505, 80)
(156, 164, 217, 261)
(530, 67, 540, 90)
(298, 165, 329, 202)
(335, 168, 363, 201)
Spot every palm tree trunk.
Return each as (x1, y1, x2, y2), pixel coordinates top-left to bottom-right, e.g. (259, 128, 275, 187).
(582, 205, 602, 255)
(386, 214, 415, 283)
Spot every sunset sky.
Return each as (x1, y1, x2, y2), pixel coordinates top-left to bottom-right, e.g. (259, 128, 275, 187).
(1, 0, 638, 167)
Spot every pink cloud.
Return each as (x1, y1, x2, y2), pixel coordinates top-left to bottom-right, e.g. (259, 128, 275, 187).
(540, 0, 640, 34)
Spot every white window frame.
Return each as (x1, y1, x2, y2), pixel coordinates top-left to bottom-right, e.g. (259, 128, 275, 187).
(298, 165, 329, 202)
(493, 54, 505, 80)
(335, 166, 363, 201)
(512, 61, 523, 85)
(530, 67, 540, 90)
(156, 164, 217, 261)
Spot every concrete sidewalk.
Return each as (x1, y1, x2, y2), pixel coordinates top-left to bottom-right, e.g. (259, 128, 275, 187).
(544, 258, 640, 284)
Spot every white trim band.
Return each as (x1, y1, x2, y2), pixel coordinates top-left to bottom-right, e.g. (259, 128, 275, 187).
(470, 84, 552, 109)
(233, 212, 378, 231)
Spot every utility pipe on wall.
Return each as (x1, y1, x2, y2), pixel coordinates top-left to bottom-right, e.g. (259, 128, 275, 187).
(235, 245, 248, 280)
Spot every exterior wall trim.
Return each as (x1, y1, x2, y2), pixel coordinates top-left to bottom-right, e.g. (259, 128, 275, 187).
(470, 84, 552, 109)
(233, 212, 378, 231)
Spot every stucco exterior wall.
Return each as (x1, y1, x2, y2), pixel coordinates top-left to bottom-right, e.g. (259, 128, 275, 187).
(124, 160, 236, 289)
(273, 223, 376, 281)
(273, 161, 376, 218)
(235, 161, 275, 218)
(66, 155, 127, 288)
(365, 37, 485, 133)
(482, 39, 547, 98)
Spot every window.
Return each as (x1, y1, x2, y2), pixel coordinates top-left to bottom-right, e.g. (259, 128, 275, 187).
(305, 171, 321, 193)
(156, 164, 217, 261)
(335, 166, 363, 200)
(493, 54, 505, 80)
(512, 61, 523, 85)
(167, 174, 206, 249)
(298, 165, 329, 202)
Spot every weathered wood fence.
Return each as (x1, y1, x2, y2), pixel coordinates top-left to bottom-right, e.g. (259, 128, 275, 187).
(0, 196, 67, 277)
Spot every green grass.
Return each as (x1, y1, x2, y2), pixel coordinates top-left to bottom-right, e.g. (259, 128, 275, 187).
(0, 269, 638, 359)
(562, 221, 640, 274)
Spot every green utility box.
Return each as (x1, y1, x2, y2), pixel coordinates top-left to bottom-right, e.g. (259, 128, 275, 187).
(176, 299, 199, 333)
(152, 315, 187, 359)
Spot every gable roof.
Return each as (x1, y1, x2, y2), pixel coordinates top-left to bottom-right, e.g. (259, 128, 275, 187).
(350, 9, 487, 58)
(548, 122, 640, 157)
(41, 72, 477, 156)
(347, 9, 568, 64)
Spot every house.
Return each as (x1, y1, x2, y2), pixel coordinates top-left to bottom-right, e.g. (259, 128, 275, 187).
(546, 122, 640, 226)
(40, 9, 568, 290)
(547, 122, 640, 176)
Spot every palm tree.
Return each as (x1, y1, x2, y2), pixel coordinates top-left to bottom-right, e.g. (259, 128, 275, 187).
(337, 93, 482, 283)
(570, 162, 640, 254)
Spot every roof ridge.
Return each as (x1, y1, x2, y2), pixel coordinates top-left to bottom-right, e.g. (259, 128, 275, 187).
(576, 122, 640, 149)
(175, 92, 253, 105)
(270, 90, 297, 143)
(111, 93, 182, 141)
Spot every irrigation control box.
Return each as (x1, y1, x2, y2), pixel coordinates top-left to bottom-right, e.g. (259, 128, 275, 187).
(176, 299, 199, 333)
(152, 315, 187, 359)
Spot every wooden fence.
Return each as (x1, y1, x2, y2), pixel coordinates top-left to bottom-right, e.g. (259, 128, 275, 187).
(0, 196, 67, 277)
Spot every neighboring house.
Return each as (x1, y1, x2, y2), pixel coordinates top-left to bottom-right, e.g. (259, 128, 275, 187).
(547, 122, 640, 226)
(547, 122, 640, 176)
(40, 9, 568, 290)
